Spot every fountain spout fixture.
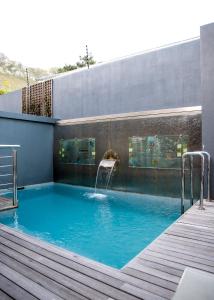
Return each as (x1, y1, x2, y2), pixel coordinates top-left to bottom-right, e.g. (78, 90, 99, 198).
(95, 159, 117, 193)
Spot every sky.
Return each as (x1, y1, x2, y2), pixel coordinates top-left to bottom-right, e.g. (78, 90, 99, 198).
(1, 0, 214, 69)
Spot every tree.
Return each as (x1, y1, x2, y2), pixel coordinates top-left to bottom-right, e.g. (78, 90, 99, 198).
(57, 64, 77, 73)
(77, 54, 96, 68)
(0, 89, 6, 95)
(0, 80, 10, 95)
(57, 53, 96, 74)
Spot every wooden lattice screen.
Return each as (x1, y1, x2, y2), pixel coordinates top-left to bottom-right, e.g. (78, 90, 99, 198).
(22, 79, 53, 117)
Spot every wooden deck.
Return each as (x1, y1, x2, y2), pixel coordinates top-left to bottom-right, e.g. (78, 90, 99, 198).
(0, 197, 17, 211)
(0, 200, 214, 299)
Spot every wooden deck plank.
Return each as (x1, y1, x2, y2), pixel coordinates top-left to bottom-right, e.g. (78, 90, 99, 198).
(121, 284, 166, 300)
(140, 249, 214, 273)
(0, 261, 64, 300)
(0, 274, 37, 300)
(0, 234, 141, 300)
(148, 243, 214, 267)
(166, 229, 214, 243)
(124, 263, 180, 285)
(127, 257, 183, 277)
(155, 238, 214, 261)
(0, 229, 124, 289)
(0, 289, 13, 300)
(123, 266, 178, 291)
(168, 222, 214, 236)
(0, 225, 169, 300)
(0, 245, 86, 300)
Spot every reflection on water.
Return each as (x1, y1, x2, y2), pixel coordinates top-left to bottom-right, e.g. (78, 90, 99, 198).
(84, 192, 108, 200)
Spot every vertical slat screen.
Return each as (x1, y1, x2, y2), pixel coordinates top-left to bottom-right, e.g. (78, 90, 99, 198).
(22, 79, 52, 117)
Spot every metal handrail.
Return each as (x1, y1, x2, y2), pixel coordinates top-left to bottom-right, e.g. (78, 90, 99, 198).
(188, 151, 211, 201)
(200, 151, 210, 201)
(0, 145, 20, 148)
(0, 145, 20, 206)
(181, 151, 210, 214)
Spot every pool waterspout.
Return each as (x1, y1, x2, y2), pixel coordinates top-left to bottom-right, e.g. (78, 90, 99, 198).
(95, 159, 116, 193)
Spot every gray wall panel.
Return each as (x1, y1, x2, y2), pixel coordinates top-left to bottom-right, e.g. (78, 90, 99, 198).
(201, 23, 214, 197)
(53, 40, 201, 119)
(0, 90, 22, 113)
(0, 113, 54, 186)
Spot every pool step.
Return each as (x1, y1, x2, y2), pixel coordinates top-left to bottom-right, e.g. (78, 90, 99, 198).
(0, 197, 18, 211)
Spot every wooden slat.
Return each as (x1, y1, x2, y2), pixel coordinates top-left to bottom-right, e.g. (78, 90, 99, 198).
(121, 284, 166, 300)
(0, 289, 13, 300)
(124, 262, 180, 286)
(0, 273, 37, 300)
(148, 243, 214, 267)
(141, 249, 214, 273)
(0, 263, 59, 300)
(0, 245, 86, 300)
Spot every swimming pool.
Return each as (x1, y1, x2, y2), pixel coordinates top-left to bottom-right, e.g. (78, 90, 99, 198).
(0, 183, 188, 268)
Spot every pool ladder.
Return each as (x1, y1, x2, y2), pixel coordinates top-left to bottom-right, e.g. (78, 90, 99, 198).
(0, 145, 20, 207)
(181, 151, 210, 214)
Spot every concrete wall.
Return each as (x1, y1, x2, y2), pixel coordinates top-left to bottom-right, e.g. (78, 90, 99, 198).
(53, 39, 201, 119)
(0, 90, 22, 114)
(201, 23, 214, 198)
(0, 111, 55, 186)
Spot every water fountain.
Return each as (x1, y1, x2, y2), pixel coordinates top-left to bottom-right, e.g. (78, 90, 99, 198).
(89, 149, 119, 196)
(84, 150, 119, 200)
(94, 159, 117, 193)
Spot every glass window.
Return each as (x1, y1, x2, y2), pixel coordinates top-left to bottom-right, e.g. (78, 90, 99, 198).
(59, 138, 95, 165)
(129, 135, 188, 169)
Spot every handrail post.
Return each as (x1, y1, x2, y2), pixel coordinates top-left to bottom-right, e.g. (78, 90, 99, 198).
(181, 155, 185, 214)
(201, 151, 210, 201)
(207, 153, 210, 201)
(12, 149, 18, 206)
(190, 156, 194, 206)
(199, 153, 205, 210)
(181, 151, 209, 213)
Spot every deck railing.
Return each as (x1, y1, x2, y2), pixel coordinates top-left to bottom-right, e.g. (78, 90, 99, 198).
(0, 145, 20, 206)
(181, 151, 210, 214)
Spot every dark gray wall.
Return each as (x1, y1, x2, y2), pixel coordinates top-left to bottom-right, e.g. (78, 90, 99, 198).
(0, 111, 55, 186)
(53, 39, 201, 119)
(0, 90, 22, 114)
(54, 107, 201, 197)
(201, 23, 214, 198)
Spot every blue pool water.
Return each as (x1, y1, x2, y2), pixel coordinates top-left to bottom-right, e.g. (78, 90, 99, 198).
(0, 183, 187, 268)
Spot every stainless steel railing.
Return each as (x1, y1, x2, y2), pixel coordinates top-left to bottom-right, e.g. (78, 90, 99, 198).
(0, 145, 20, 206)
(181, 151, 210, 214)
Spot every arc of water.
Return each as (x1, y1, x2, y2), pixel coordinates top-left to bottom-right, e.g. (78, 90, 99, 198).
(105, 163, 116, 189)
(95, 161, 102, 193)
(94, 159, 116, 193)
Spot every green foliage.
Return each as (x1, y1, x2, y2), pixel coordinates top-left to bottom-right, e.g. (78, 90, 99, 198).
(57, 64, 77, 73)
(79, 54, 96, 67)
(0, 89, 7, 95)
(0, 79, 10, 94)
(57, 54, 96, 74)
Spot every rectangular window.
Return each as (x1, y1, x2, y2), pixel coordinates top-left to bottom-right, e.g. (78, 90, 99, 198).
(59, 138, 96, 165)
(129, 135, 188, 169)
